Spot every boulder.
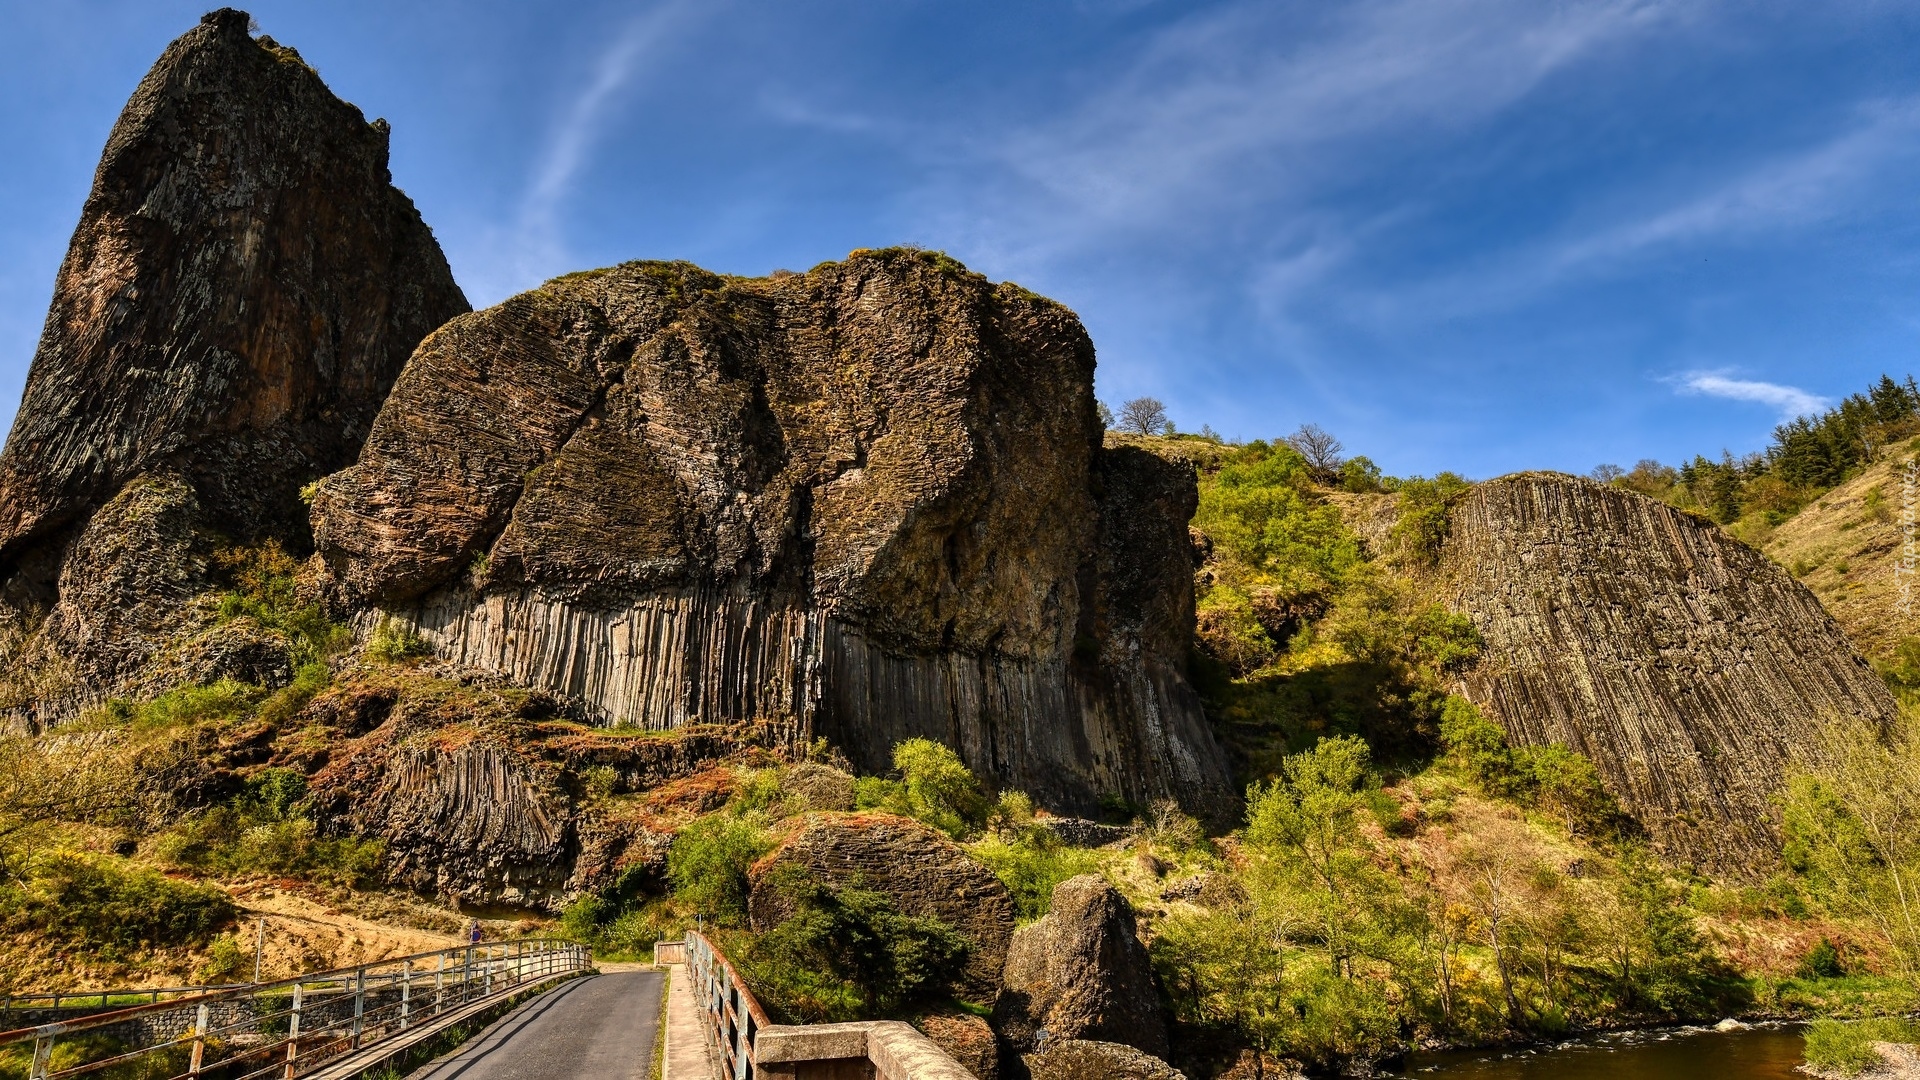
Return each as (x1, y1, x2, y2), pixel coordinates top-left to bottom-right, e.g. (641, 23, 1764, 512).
(748, 813, 1014, 1000)
(994, 875, 1167, 1058)
(1443, 473, 1903, 873)
(1023, 1040, 1185, 1080)
(916, 1012, 999, 1080)
(309, 252, 1231, 819)
(0, 8, 467, 723)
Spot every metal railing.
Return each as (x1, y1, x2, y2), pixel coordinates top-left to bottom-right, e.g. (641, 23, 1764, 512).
(0, 939, 591, 1080)
(685, 931, 770, 1080)
(1, 987, 247, 1013)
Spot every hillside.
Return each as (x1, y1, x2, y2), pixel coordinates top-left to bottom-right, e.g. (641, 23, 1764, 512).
(1762, 446, 1920, 666)
(0, 11, 1915, 1078)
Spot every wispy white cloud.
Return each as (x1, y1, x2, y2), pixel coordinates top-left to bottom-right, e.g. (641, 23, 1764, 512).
(462, 2, 706, 304)
(1676, 372, 1829, 419)
(932, 0, 1689, 271)
(1549, 97, 1920, 271)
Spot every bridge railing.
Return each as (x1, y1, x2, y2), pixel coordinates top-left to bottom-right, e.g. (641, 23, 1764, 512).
(685, 931, 770, 1080)
(0, 938, 591, 1080)
(679, 932, 974, 1080)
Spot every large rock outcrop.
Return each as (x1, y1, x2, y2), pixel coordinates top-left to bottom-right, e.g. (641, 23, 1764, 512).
(1443, 472, 1902, 873)
(0, 9, 468, 722)
(309, 252, 1231, 816)
(994, 875, 1167, 1058)
(747, 813, 1015, 1000)
(302, 667, 766, 908)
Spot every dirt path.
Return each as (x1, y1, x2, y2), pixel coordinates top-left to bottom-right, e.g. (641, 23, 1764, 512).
(229, 886, 466, 981)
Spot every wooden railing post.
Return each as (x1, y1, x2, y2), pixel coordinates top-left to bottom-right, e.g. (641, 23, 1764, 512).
(401, 959, 412, 1030)
(350, 966, 366, 1048)
(435, 954, 446, 1016)
(188, 1001, 210, 1076)
(284, 983, 302, 1080)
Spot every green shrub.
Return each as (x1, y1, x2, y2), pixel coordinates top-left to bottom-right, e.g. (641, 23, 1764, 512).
(125, 680, 261, 730)
(968, 832, 1102, 922)
(366, 619, 432, 664)
(742, 873, 971, 1021)
(210, 542, 350, 667)
(1802, 938, 1846, 978)
(0, 854, 234, 954)
(891, 739, 989, 838)
(198, 933, 249, 982)
(666, 815, 771, 925)
(150, 799, 383, 888)
(1387, 473, 1472, 567)
(1804, 1017, 1919, 1076)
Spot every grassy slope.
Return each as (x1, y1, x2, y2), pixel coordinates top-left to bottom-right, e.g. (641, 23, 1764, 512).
(1761, 451, 1919, 665)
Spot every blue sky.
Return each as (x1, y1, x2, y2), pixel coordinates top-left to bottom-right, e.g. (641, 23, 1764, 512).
(5, 1, 1920, 479)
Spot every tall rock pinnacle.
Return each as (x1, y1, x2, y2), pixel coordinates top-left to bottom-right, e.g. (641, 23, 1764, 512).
(0, 9, 468, 719)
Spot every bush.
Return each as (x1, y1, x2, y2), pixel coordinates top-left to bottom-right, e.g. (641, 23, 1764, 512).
(210, 542, 350, 667)
(0, 854, 234, 955)
(666, 815, 771, 925)
(1387, 473, 1472, 567)
(1802, 938, 1845, 979)
(125, 680, 261, 730)
(743, 873, 971, 1021)
(1804, 1017, 1919, 1077)
(198, 933, 249, 982)
(969, 832, 1102, 922)
(366, 619, 432, 664)
(892, 739, 989, 839)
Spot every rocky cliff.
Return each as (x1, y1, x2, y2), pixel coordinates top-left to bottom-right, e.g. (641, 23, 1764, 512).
(0, 9, 467, 723)
(1443, 472, 1901, 873)
(309, 253, 1233, 817)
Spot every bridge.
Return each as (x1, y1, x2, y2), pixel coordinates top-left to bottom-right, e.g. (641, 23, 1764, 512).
(0, 933, 972, 1080)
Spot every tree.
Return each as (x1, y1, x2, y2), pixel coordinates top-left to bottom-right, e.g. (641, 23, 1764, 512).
(1590, 464, 1624, 483)
(1118, 397, 1169, 436)
(1096, 400, 1115, 429)
(1782, 715, 1920, 976)
(1284, 424, 1344, 481)
(1245, 736, 1376, 976)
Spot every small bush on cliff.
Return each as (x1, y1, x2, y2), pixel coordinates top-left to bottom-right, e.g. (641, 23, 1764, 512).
(969, 829, 1102, 923)
(148, 769, 383, 887)
(1386, 472, 1473, 568)
(741, 872, 971, 1022)
(666, 815, 771, 925)
(852, 739, 990, 839)
(366, 619, 432, 664)
(210, 542, 350, 667)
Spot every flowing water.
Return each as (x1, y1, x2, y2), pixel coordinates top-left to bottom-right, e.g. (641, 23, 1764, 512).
(1385, 1023, 1807, 1079)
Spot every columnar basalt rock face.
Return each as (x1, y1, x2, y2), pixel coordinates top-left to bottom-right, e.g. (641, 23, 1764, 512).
(0, 8, 467, 720)
(1443, 472, 1901, 874)
(310, 253, 1233, 817)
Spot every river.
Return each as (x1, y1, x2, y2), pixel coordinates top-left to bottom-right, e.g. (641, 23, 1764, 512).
(1385, 1023, 1807, 1079)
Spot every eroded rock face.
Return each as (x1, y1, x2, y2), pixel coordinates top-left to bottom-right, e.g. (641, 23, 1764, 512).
(747, 812, 1015, 1000)
(994, 875, 1167, 1058)
(304, 667, 765, 908)
(310, 252, 1231, 817)
(1444, 472, 1902, 873)
(0, 8, 467, 722)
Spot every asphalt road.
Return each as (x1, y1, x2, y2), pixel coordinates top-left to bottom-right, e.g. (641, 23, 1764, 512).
(411, 971, 664, 1080)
